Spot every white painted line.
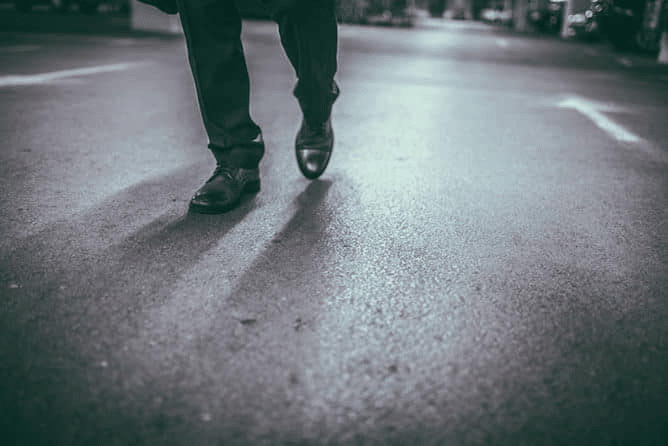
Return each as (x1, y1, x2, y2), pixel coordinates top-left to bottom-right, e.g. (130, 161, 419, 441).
(496, 38, 508, 48)
(0, 62, 148, 87)
(618, 57, 633, 67)
(558, 97, 642, 143)
(0, 45, 41, 53)
(109, 39, 138, 47)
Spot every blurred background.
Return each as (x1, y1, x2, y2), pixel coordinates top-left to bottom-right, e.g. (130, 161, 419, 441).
(0, 0, 666, 58)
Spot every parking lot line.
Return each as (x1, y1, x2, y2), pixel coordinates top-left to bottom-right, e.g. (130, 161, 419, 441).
(0, 44, 41, 53)
(0, 62, 149, 87)
(558, 96, 642, 143)
(617, 57, 633, 67)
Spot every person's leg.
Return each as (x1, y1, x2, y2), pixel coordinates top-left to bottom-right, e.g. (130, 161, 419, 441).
(177, 0, 263, 155)
(276, 1, 340, 178)
(177, 0, 264, 212)
(277, 1, 339, 123)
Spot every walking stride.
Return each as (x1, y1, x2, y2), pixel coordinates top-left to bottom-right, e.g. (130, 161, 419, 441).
(143, 0, 340, 213)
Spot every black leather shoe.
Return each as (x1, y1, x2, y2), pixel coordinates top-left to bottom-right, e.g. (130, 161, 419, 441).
(189, 136, 264, 214)
(189, 166, 260, 214)
(295, 117, 333, 179)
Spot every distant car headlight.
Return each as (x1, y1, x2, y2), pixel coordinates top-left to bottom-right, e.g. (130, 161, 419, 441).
(585, 10, 593, 18)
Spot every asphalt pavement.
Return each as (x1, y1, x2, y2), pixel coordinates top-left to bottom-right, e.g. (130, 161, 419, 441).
(1, 13, 668, 446)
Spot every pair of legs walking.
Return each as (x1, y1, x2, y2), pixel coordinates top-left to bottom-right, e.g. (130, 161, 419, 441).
(175, 0, 340, 213)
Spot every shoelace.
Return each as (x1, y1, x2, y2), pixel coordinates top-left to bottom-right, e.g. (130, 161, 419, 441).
(207, 165, 236, 184)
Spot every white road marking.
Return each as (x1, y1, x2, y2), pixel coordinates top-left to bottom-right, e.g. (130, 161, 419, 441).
(0, 45, 42, 53)
(618, 57, 633, 67)
(496, 38, 508, 47)
(109, 38, 138, 46)
(557, 96, 642, 143)
(0, 62, 148, 87)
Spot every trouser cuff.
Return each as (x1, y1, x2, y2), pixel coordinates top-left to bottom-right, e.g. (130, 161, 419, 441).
(209, 140, 265, 170)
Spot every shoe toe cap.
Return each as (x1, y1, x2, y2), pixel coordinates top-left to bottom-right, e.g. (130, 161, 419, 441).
(297, 149, 331, 179)
(189, 180, 241, 213)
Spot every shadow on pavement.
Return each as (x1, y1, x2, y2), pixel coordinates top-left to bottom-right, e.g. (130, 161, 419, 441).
(0, 166, 339, 445)
(226, 178, 334, 312)
(0, 161, 264, 445)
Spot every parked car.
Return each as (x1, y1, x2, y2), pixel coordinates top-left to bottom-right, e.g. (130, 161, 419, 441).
(594, 0, 646, 49)
(527, 0, 564, 34)
(336, 0, 412, 24)
(564, 0, 604, 39)
(480, 7, 511, 24)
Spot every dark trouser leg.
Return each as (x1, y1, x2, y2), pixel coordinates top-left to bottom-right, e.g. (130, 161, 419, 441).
(176, 0, 263, 167)
(276, 0, 340, 124)
(277, 1, 339, 179)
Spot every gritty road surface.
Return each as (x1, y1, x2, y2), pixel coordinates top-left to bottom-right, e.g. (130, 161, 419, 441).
(1, 17, 668, 446)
